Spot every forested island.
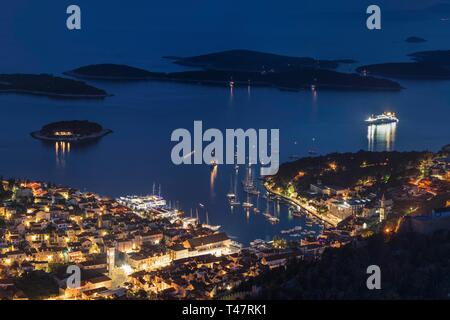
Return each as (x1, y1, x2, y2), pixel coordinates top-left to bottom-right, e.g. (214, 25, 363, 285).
(66, 59, 401, 92)
(409, 50, 450, 66)
(64, 64, 158, 80)
(0, 74, 108, 99)
(405, 36, 427, 43)
(31, 120, 112, 142)
(165, 49, 356, 71)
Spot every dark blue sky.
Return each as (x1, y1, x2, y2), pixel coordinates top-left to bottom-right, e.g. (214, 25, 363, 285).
(1, 0, 450, 73)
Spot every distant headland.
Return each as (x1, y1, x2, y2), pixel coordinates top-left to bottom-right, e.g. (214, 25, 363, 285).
(31, 120, 112, 142)
(356, 62, 450, 79)
(64, 64, 158, 80)
(356, 50, 450, 79)
(0, 74, 109, 99)
(409, 50, 450, 66)
(65, 50, 401, 92)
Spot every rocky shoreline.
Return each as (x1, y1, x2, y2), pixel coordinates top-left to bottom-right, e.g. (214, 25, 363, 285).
(31, 129, 112, 142)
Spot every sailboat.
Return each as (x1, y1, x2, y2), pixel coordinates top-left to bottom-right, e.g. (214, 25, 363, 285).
(242, 164, 260, 196)
(262, 195, 279, 224)
(228, 167, 240, 206)
(226, 176, 236, 199)
(242, 193, 253, 209)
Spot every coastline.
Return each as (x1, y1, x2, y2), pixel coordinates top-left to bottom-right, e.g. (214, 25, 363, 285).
(63, 71, 154, 81)
(0, 88, 111, 99)
(66, 71, 401, 92)
(30, 129, 113, 142)
(263, 184, 341, 227)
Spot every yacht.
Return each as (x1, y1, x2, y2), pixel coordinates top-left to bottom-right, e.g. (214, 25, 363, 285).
(366, 112, 399, 125)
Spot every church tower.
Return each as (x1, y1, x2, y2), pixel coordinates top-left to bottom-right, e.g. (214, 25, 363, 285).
(379, 194, 387, 222)
(107, 246, 115, 277)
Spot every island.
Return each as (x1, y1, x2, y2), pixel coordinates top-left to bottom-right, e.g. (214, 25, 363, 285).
(164, 49, 357, 72)
(0, 74, 109, 99)
(66, 63, 402, 92)
(408, 49, 450, 67)
(64, 64, 159, 80)
(31, 120, 112, 142)
(356, 62, 450, 79)
(405, 36, 427, 43)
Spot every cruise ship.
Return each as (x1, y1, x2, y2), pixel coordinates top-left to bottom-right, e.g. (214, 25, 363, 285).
(365, 112, 399, 125)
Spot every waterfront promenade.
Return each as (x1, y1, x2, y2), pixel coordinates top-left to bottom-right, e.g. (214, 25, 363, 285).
(263, 184, 342, 227)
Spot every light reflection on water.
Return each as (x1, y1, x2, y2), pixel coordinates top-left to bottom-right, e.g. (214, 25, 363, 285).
(55, 142, 71, 168)
(210, 164, 218, 197)
(367, 122, 397, 152)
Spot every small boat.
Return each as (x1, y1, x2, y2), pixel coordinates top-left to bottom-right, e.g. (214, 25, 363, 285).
(292, 210, 303, 217)
(267, 215, 280, 224)
(250, 239, 265, 246)
(242, 164, 260, 195)
(263, 212, 279, 224)
(281, 226, 302, 234)
(229, 199, 240, 206)
(203, 224, 221, 231)
(242, 192, 253, 208)
(242, 201, 253, 209)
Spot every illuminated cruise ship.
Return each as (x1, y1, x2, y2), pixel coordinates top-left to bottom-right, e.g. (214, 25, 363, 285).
(365, 112, 399, 125)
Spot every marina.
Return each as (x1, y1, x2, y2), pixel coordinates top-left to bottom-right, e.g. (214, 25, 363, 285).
(0, 6, 449, 245)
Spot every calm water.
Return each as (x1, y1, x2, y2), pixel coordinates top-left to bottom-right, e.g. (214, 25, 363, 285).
(1, 1, 450, 243)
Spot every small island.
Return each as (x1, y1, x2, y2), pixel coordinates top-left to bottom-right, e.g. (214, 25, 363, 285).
(64, 64, 160, 80)
(408, 50, 450, 67)
(31, 120, 112, 142)
(0, 74, 109, 99)
(405, 36, 427, 43)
